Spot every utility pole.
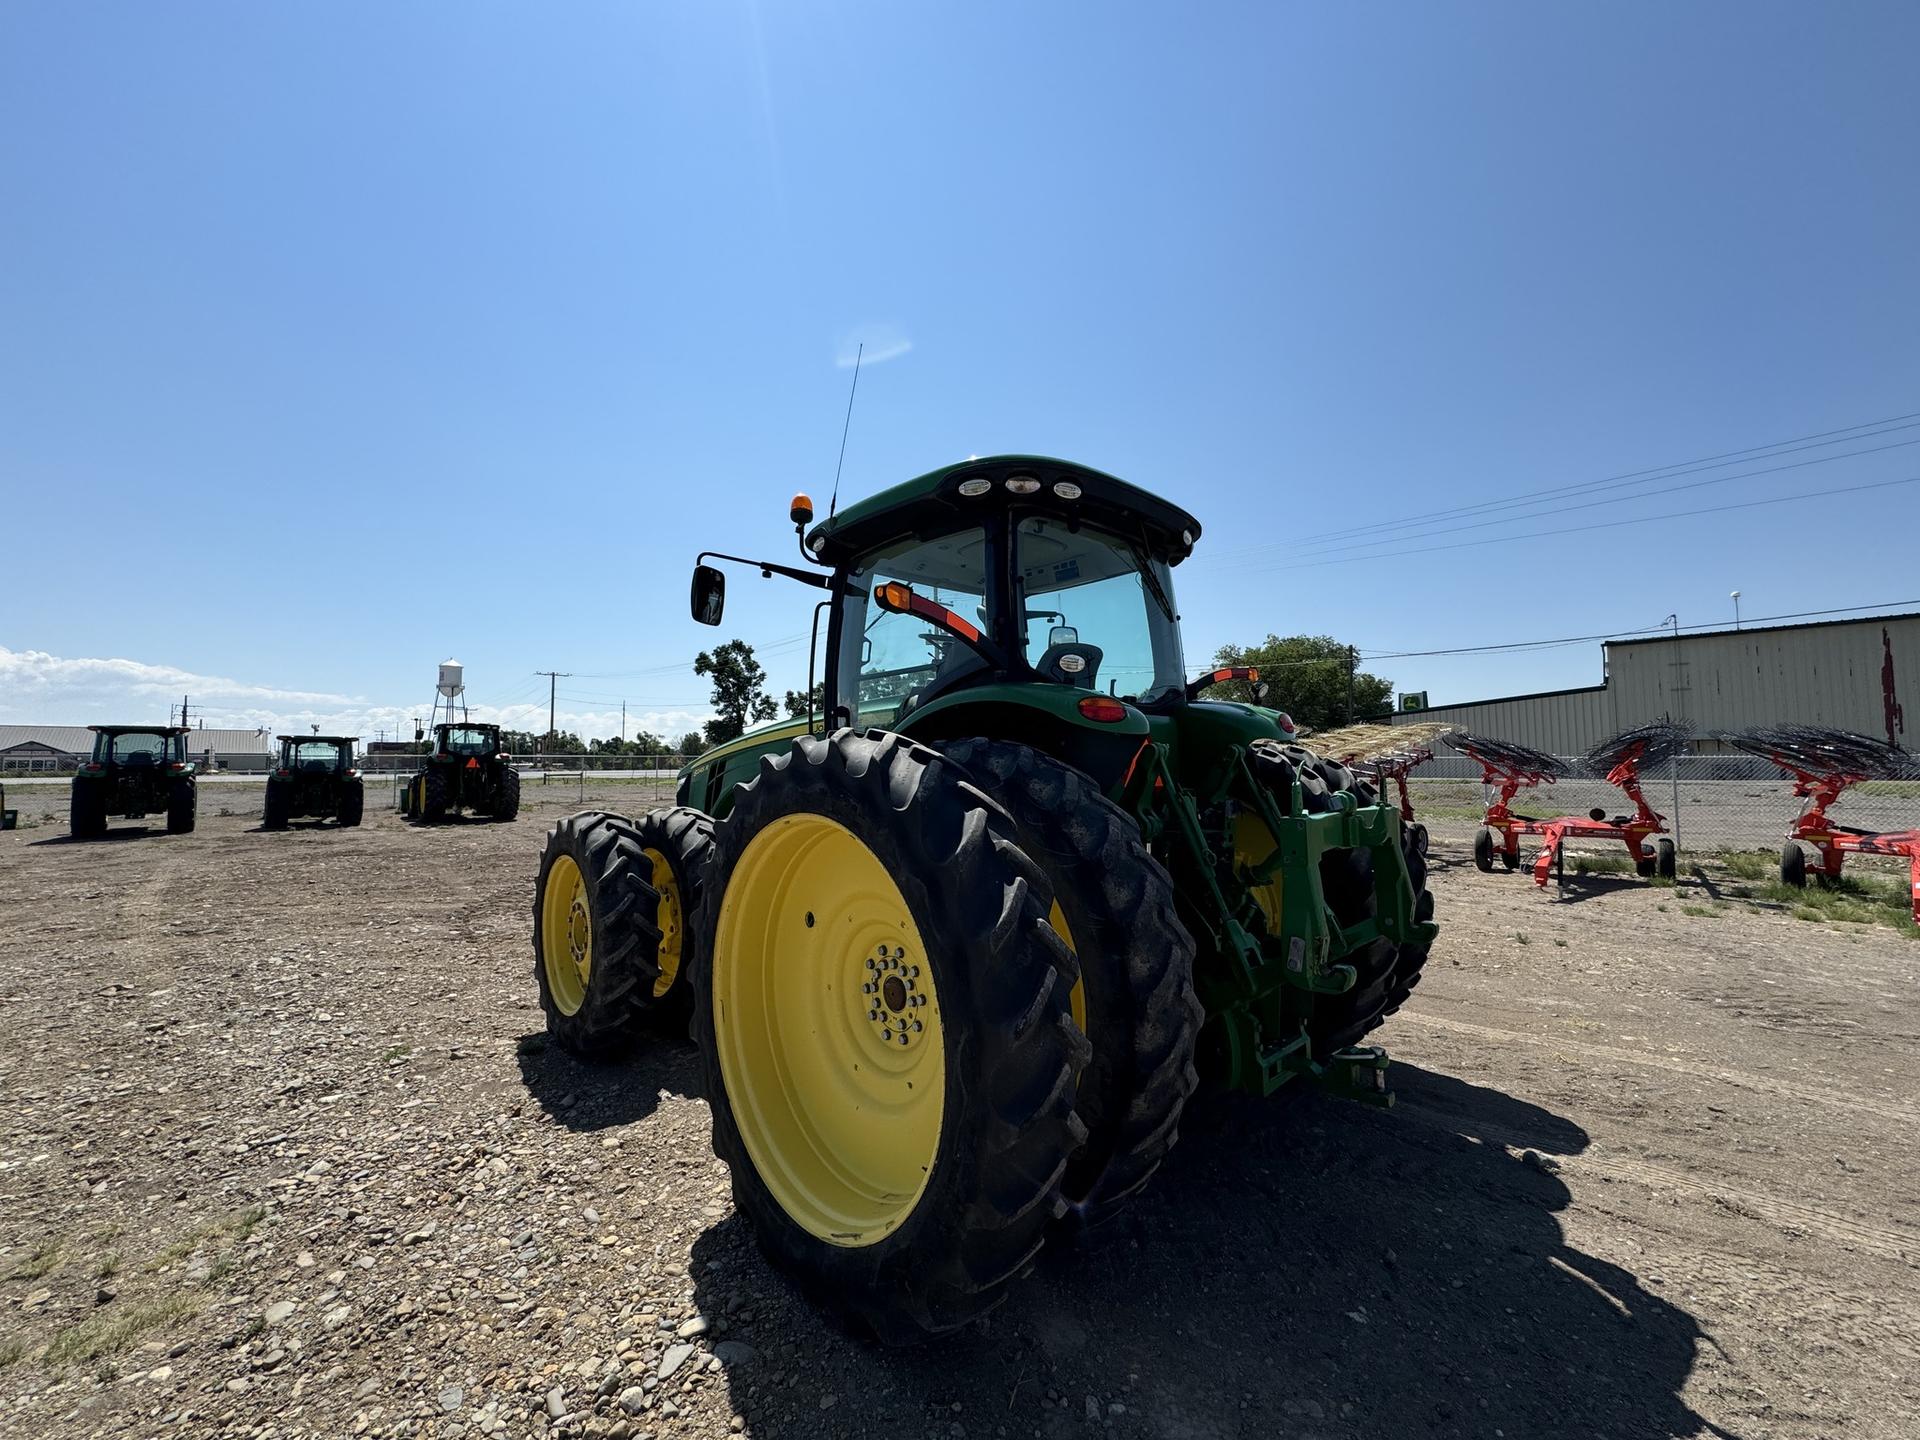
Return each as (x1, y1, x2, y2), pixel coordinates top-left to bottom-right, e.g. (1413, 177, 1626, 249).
(1665, 614, 1683, 850)
(179, 694, 190, 729)
(621, 701, 626, 746)
(536, 672, 571, 752)
(1346, 646, 1357, 724)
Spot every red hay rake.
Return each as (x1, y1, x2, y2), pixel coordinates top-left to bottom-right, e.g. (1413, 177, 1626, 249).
(1308, 723, 1452, 858)
(1724, 724, 1920, 924)
(1447, 722, 1688, 886)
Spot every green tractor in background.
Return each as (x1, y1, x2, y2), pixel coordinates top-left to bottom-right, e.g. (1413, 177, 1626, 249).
(264, 735, 364, 829)
(69, 725, 198, 837)
(402, 722, 521, 822)
(532, 456, 1436, 1341)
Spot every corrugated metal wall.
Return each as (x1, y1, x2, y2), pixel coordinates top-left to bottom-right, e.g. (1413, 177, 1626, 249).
(1394, 613, 1919, 754)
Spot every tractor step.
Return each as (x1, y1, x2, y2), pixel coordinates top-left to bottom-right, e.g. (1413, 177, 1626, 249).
(1309, 1045, 1394, 1109)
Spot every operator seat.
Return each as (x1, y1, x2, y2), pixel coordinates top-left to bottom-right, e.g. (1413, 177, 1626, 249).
(1034, 642, 1104, 690)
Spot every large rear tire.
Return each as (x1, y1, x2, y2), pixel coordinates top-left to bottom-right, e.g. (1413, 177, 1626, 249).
(934, 737, 1200, 1227)
(534, 810, 676, 1059)
(1247, 742, 1435, 1058)
(263, 779, 291, 831)
(166, 777, 196, 835)
(422, 767, 449, 822)
(492, 767, 521, 822)
(70, 778, 108, 838)
(694, 729, 1086, 1342)
(337, 779, 364, 828)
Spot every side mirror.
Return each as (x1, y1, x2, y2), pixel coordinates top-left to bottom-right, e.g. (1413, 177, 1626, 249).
(1049, 625, 1079, 647)
(691, 565, 726, 626)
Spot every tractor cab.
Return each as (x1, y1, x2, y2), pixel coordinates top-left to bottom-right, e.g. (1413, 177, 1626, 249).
(89, 725, 192, 770)
(435, 723, 505, 760)
(277, 735, 357, 775)
(686, 456, 1284, 800)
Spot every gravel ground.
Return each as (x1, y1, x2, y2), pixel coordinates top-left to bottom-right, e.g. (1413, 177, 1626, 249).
(2, 779, 1917, 1439)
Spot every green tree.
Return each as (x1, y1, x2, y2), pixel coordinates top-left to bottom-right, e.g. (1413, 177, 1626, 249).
(1209, 634, 1393, 732)
(678, 731, 706, 757)
(695, 639, 778, 745)
(784, 683, 824, 719)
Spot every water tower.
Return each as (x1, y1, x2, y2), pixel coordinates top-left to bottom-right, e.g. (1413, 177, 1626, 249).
(429, 658, 468, 729)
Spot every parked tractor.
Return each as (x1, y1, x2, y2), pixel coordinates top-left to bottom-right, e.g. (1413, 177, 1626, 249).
(402, 722, 520, 822)
(264, 735, 364, 829)
(531, 456, 1436, 1340)
(69, 725, 197, 837)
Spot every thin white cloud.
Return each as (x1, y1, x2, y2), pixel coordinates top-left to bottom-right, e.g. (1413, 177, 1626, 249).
(836, 324, 913, 368)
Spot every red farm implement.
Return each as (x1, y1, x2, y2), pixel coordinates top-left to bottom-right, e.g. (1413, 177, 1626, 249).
(1725, 724, 1920, 925)
(1309, 722, 1452, 858)
(1446, 722, 1688, 886)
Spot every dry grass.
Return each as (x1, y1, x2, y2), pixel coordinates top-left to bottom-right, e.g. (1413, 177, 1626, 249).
(43, 1292, 204, 1366)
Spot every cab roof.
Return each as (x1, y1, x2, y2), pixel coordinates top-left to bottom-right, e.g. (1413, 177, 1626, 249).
(277, 734, 359, 743)
(803, 455, 1202, 571)
(89, 724, 190, 736)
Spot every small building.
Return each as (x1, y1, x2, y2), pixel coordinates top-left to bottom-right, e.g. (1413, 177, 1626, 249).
(1393, 610, 1919, 760)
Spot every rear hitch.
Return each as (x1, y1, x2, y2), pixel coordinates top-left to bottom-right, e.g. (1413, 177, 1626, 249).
(1310, 1044, 1393, 1109)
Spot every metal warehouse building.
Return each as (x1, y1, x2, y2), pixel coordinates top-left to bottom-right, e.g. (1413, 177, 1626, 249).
(1393, 610, 1918, 757)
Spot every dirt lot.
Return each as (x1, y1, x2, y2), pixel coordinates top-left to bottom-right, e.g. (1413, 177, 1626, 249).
(2, 778, 1917, 1440)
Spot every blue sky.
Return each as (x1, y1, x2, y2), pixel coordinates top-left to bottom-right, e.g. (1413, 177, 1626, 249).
(4, 2, 1917, 740)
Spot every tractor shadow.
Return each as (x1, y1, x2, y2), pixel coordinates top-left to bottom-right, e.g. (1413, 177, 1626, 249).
(513, 1029, 701, 1131)
(29, 827, 159, 845)
(686, 1064, 1735, 1440)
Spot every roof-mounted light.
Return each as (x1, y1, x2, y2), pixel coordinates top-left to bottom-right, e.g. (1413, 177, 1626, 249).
(957, 477, 992, 497)
(1052, 481, 1082, 500)
(1005, 475, 1041, 495)
(1181, 529, 1194, 546)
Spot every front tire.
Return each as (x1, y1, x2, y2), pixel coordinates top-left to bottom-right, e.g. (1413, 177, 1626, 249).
(695, 730, 1087, 1342)
(1248, 742, 1434, 1058)
(1473, 826, 1495, 872)
(166, 778, 196, 834)
(533, 811, 673, 1059)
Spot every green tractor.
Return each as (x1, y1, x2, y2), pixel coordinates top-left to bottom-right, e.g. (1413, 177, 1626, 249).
(401, 722, 521, 823)
(69, 725, 197, 837)
(264, 735, 364, 829)
(532, 457, 1436, 1341)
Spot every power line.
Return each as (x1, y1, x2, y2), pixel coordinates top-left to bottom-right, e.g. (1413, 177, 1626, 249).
(1263, 408, 1920, 550)
(1288, 433, 1920, 561)
(1232, 474, 1920, 574)
(1357, 601, 1920, 660)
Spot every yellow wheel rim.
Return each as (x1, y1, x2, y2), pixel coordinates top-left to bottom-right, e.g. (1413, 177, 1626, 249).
(541, 853, 592, 1016)
(645, 847, 682, 1000)
(1048, 899, 1087, 1039)
(1233, 813, 1284, 936)
(713, 814, 944, 1245)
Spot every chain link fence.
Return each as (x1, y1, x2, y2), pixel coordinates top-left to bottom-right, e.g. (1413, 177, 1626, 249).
(1401, 753, 1920, 856)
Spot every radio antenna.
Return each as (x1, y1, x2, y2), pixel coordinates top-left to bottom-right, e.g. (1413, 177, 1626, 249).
(828, 342, 863, 520)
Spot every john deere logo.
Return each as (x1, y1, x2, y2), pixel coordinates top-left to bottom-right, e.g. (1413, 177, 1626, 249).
(1399, 692, 1428, 713)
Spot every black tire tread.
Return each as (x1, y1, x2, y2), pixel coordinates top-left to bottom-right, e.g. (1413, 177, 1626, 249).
(533, 810, 667, 1059)
(166, 777, 196, 834)
(934, 737, 1200, 1227)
